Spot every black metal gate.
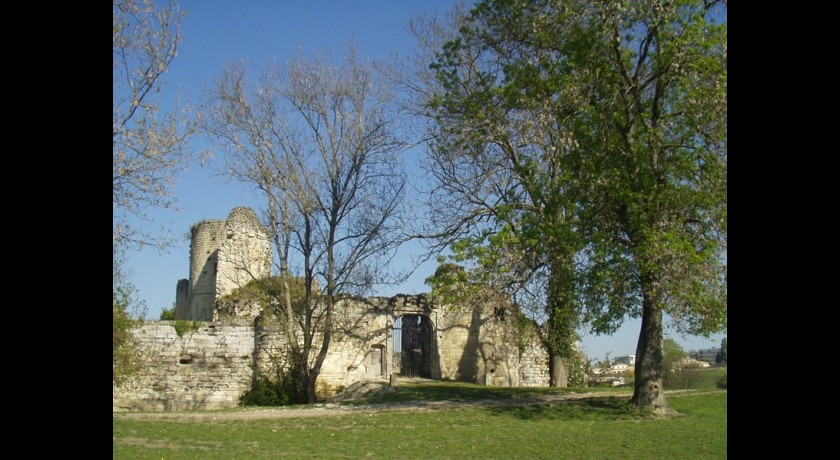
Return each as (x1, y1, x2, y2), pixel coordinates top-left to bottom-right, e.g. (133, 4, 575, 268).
(395, 315, 431, 378)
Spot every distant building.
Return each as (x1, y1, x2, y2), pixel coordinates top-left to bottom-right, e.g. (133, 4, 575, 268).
(613, 354, 636, 366)
(691, 348, 721, 364)
(610, 363, 630, 373)
(591, 356, 636, 386)
(674, 356, 710, 370)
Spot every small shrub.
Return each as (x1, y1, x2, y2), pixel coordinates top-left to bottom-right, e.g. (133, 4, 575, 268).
(240, 352, 306, 407)
(113, 303, 142, 386)
(623, 369, 635, 387)
(173, 320, 201, 338)
(220, 276, 310, 318)
(160, 306, 176, 320)
(240, 376, 293, 406)
(716, 372, 727, 389)
(565, 348, 592, 388)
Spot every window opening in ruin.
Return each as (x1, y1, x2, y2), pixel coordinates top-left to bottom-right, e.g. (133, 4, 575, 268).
(393, 315, 432, 378)
(494, 306, 506, 320)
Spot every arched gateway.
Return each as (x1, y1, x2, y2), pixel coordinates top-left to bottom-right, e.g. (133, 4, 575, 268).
(393, 314, 433, 378)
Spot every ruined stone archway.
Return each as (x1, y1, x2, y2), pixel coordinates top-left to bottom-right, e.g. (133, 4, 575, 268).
(393, 315, 432, 378)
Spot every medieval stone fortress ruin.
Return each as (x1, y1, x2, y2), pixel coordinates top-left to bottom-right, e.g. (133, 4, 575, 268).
(175, 207, 273, 322)
(113, 207, 550, 411)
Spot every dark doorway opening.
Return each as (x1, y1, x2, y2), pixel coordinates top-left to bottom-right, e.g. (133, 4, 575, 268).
(393, 315, 432, 378)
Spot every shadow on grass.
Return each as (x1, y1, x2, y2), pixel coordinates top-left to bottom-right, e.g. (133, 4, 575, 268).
(485, 396, 643, 421)
(355, 380, 597, 405)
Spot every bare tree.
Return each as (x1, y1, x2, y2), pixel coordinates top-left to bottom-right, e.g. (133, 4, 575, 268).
(113, 0, 200, 250)
(203, 48, 407, 403)
(113, 0, 199, 386)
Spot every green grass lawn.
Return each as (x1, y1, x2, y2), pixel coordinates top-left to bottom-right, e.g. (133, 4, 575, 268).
(113, 383, 726, 459)
(696, 367, 726, 390)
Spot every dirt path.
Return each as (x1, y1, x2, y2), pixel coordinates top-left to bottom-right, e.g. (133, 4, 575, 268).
(115, 390, 648, 422)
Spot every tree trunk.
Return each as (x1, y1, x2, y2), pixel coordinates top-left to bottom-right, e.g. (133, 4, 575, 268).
(304, 372, 318, 404)
(631, 274, 672, 412)
(306, 298, 333, 404)
(549, 354, 569, 388)
(545, 255, 576, 388)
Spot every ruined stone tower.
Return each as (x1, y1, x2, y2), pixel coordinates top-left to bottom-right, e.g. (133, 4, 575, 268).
(175, 207, 272, 321)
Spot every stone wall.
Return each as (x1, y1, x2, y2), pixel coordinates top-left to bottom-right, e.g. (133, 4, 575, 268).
(316, 298, 391, 393)
(234, 293, 546, 396)
(518, 323, 550, 387)
(434, 293, 542, 387)
(114, 294, 553, 411)
(132, 206, 558, 411)
(253, 296, 407, 397)
(112, 322, 255, 412)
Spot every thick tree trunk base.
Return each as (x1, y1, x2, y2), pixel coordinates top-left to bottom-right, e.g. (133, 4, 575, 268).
(305, 376, 318, 404)
(549, 355, 569, 388)
(631, 380, 675, 415)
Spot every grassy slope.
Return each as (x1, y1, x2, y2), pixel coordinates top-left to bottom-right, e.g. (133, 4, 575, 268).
(696, 367, 727, 390)
(114, 382, 726, 459)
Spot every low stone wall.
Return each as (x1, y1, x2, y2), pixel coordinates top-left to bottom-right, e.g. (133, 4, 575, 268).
(518, 326, 550, 387)
(112, 322, 255, 412)
(114, 296, 556, 412)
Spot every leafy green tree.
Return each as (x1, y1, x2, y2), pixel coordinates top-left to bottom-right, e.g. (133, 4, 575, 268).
(662, 338, 687, 373)
(577, 0, 727, 410)
(411, 0, 726, 409)
(406, 0, 590, 388)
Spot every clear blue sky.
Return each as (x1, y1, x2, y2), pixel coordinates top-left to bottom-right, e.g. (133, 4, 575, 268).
(121, 0, 725, 364)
